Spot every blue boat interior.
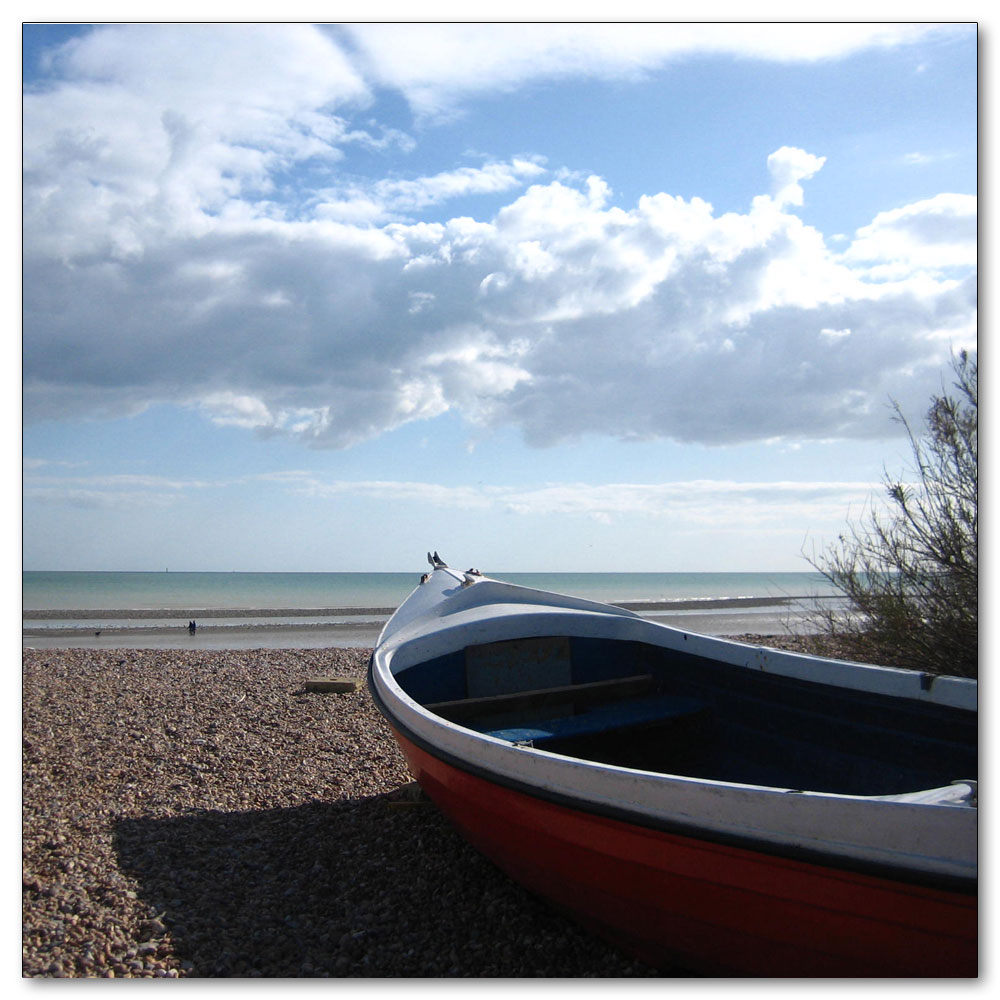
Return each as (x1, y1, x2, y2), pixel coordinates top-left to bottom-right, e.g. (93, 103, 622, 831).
(396, 635, 977, 796)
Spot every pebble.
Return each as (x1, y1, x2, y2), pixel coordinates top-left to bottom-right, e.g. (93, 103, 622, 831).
(24, 636, 845, 978)
(23, 646, 677, 978)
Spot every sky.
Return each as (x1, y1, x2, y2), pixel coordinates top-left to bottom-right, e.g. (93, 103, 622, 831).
(20, 19, 979, 574)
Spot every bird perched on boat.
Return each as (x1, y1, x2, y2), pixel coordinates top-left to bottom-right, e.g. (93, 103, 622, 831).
(428, 551, 448, 569)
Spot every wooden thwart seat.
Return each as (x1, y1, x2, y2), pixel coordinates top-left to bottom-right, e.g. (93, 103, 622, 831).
(426, 673, 656, 723)
(426, 672, 707, 747)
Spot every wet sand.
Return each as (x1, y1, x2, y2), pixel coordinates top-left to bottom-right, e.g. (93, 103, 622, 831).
(23, 607, 398, 620)
(24, 595, 830, 651)
(22, 622, 386, 651)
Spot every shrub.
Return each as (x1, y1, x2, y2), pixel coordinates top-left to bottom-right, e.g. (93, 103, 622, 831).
(807, 351, 977, 677)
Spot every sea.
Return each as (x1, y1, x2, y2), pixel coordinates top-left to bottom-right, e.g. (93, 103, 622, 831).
(22, 570, 843, 651)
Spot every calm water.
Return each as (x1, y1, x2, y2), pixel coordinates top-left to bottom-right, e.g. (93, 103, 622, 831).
(22, 570, 841, 649)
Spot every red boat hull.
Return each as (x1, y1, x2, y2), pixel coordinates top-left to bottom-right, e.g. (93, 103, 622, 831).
(393, 731, 977, 977)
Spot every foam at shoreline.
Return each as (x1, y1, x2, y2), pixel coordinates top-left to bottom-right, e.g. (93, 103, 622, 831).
(24, 593, 835, 621)
(22, 606, 399, 620)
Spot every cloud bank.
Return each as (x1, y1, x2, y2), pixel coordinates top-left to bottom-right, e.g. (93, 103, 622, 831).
(22, 466, 884, 535)
(23, 24, 977, 450)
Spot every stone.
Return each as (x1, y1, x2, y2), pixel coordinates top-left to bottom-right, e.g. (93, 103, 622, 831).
(22, 646, 667, 979)
(303, 677, 362, 694)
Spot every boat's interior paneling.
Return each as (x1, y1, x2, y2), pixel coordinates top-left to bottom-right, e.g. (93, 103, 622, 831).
(396, 648, 467, 704)
(395, 635, 977, 794)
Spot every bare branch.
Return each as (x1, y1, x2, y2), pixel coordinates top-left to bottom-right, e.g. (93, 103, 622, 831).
(804, 352, 977, 677)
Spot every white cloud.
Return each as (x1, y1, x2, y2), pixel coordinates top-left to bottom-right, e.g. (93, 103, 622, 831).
(840, 194, 977, 279)
(23, 488, 179, 510)
(23, 24, 370, 261)
(21, 455, 893, 540)
(22, 471, 217, 509)
(276, 474, 885, 530)
(766, 146, 827, 208)
(23, 153, 976, 447)
(343, 22, 964, 118)
(315, 157, 547, 223)
(22, 25, 977, 452)
(377, 158, 547, 211)
(199, 392, 277, 431)
(902, 150, 958, 167)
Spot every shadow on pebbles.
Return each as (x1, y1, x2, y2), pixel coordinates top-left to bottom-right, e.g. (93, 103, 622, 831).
(23, 647, 671, 978)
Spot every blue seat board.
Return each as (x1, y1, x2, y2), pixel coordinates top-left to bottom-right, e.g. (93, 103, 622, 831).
(481, 694, 706, 744)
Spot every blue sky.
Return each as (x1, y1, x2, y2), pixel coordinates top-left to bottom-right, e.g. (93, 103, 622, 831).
(21, 20, 978, 573)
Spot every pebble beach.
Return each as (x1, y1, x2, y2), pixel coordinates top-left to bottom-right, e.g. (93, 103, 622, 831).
(22, 635, 842, 978)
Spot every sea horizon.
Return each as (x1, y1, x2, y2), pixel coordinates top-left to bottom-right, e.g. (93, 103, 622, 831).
(23, 569, 843, 650)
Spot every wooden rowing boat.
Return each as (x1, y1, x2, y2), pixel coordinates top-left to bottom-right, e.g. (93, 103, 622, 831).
(368, 560, 977, 976)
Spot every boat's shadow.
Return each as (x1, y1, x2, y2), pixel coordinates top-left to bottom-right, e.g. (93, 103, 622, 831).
(113, 791, 675, 977)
